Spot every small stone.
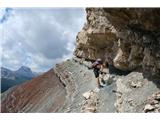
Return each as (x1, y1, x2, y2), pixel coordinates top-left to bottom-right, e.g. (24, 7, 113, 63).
(155, 94, 160, 101)
(118, 98, 123, 104)
(83, 91, 92, 99)
(128, 98, 133, 102)
(127, 99, 134, 106)
(130, 81, 142, 88)
(144, 104, 155, 112)
(154, 104, 160, 108)
(68, 72, 72, 75)
(85, 107, 96, 112)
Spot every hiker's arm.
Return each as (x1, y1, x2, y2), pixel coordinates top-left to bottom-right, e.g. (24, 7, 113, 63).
(100, 65, 104, 72)
(88, 65, 93, 69)
(88, 63, 95, 69)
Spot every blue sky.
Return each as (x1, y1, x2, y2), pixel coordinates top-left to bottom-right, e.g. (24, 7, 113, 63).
(0, 8, 86, 72)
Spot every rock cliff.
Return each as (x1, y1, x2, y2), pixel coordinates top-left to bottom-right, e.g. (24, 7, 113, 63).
(74, 8, 160, 77)
(1, 8, 160, 113)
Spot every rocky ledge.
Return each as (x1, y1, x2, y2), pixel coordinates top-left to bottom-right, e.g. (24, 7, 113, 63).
(1, 58, 160, 112)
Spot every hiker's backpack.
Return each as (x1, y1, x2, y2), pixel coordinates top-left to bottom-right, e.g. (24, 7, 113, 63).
(91, 61, 101, 69)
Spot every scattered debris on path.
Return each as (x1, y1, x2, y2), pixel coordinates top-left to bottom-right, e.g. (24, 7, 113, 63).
(144, 91, 160, 113)
(81, 90, 99, 113)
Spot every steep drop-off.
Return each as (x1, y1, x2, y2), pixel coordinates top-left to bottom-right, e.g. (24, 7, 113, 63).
(1, 69, 67, 112)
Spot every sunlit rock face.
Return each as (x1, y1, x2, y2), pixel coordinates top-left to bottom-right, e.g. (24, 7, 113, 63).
(74, 8, 160, 76)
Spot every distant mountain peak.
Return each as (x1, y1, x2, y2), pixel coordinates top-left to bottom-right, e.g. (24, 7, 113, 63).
(1, 67, 14, 79)
(16, 66, 35, 77)
(1, 66, 39, 93)
(18, 66, 32, 71)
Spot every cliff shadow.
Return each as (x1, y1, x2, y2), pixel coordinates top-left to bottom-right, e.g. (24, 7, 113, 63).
(133, 65, 160, 89)
(108, 64, 131, 76)
(107, 64, 160, 89)
(142, 73, 160, 89)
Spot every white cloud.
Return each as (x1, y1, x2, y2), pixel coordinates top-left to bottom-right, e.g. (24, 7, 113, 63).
(1, 8, 86, 72)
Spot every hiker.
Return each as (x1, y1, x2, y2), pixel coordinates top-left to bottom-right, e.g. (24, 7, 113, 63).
(89, 58, 108, 89)
(99, 61, 109, 85)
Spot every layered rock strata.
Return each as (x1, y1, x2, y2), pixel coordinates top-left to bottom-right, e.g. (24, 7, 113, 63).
(74, 8, 160, 76)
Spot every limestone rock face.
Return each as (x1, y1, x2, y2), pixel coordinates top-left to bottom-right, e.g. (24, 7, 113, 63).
(74, 8, 160, 76)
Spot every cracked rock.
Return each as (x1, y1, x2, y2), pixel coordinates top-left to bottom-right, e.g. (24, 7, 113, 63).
(144, 104, 155, 113)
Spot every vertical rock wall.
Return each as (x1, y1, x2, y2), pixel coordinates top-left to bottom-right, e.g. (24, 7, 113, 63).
(74, 8, 160, 77)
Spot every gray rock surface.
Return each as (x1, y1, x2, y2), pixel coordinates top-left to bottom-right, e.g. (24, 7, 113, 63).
(1, 58, 160, 112)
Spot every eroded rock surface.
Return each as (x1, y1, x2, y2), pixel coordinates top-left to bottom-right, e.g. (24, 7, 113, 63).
(74, 8, 160, 76)
(1, 59, 160, 113)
